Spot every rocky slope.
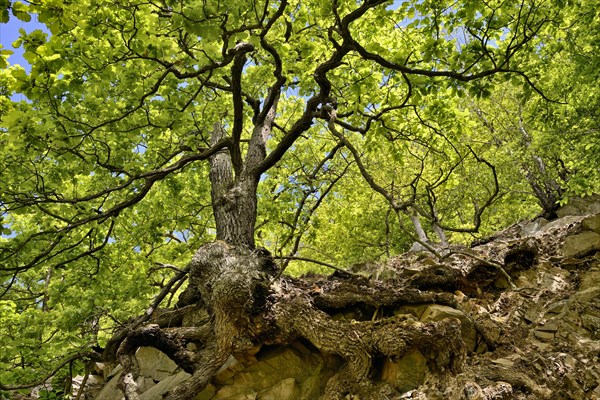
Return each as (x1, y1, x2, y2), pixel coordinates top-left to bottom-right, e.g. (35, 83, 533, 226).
(76, 197, 600, 399)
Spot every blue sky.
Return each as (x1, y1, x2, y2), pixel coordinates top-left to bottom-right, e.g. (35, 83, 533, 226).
(1, 13, 47, 72)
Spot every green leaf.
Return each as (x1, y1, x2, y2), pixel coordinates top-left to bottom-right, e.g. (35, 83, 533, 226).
(11, 1, 31, 22)
(1, 8, 8, 23)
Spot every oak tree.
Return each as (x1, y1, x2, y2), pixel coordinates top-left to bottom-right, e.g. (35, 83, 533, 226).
(0, 0, 580, 398)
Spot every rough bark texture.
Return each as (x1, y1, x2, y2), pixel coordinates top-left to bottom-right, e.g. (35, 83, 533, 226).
(209, 124, 259, 248)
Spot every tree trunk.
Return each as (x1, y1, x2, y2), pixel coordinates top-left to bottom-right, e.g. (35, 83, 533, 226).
(209, 123, 259, 248)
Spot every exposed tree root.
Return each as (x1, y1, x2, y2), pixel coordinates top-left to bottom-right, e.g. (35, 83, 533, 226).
(108, 241, 470, 399)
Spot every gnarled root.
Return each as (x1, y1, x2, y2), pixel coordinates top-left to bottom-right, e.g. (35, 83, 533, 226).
(115, 242, 277, 399)
(271, 287, 466, 398)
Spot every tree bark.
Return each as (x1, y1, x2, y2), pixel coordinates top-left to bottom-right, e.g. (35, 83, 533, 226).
(209, 123, 259, 248)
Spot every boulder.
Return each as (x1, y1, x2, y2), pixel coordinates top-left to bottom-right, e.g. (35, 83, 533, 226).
(537, 215, 582, 235)
(573, 286, 600, 303)
(579, 268, 600, 291)
(136, 347, 179, 381)
(94, 371, 124, 400)
(214, 355, 244, 384)
(257, 378, 300, 400)
(520, 218, 549, 236)
(136, 376, 156, 393)
(556, 194, 600, 217)
(139, 371, 192, 400)
(381, 348, 428, 393)
(583, 214, 600, 234)
(209, 342, 326, 399)
(562, 231, 600, 258)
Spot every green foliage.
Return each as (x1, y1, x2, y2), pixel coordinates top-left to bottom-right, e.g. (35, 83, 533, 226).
(0, 0, 598, 392)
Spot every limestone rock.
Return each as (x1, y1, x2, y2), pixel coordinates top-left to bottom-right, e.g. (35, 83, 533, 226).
(562, 231, 600, 258)
(94, 371, 124, 400)
(464, 381, 484, 399)
(420, 304, 477, 352)
(214, 355, 244, 385)
(139, 371, 191, 400)
(395, 304, 429, 319)
(86, 196, 600, 400)
(573, 286, 600, 303)
(580, 268, 600, 291)
(583, 214, 600, 234)
(136, 346, 179, 381)
(482, 382, 513, 400)
(257, 378, 300, 400)
(520, 218, 549, 236)
(537, 215, 582, 235)
(208, 342, 327, 400)
(556, 195, 600, 217)
(380, 348, 428, 392)
(193, 384, 217, 400)
(136, 376, 156, 393)
(582, 313, 600, 332)
(534, 330, 555, 341)
(299, 374, 326, 400)
(213, 385, 257, 400)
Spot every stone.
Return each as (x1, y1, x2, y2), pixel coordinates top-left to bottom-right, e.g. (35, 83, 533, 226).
(257, 378, 300, 400)
(521, 218, 549, 236)
(556, 195, 600, 217)
(573, 287, 600, 303)
(524, 305, 541, 323)
(381, 348, 429, 393)
(482, 381, 513, 400)
(139, 371, 192, 400)
(215, 355, 244, 384)
(464, 381, 484, 399)
(420, 304, 477, 352)
(546, 300, 569, 315)
(583, 214, 600, 234)
(563, 354, 578, 369)
(193, 384, 217, 400)
(395, 304, 429, 319)
(582, 313, 600, 332)
(233, 344, 262, 365)
(537, 215, 582, 234)
(257, 342, 322, 381)
(299, 374, 325, 399)
(537, 321, 559, 332)
(491, 358, 514, 368)
(136, 347, 179, 381)
(534, 330, 555, 341)
(136, 376, 156, 393)
(219, 342, 324, 397)
(562, 231, 600, 258)
(213, 385, 258, 400)
(94, 371, 124, 400)
(580, 269, 600, 291)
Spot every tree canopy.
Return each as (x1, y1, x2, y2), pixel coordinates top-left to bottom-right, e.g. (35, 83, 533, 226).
(0, 0, 599, 397)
